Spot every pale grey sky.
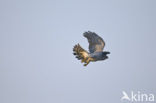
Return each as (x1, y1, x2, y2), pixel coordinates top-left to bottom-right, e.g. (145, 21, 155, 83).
(0, 0, 156, 103)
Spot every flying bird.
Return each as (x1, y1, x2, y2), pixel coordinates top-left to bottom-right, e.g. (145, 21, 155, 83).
(73, 31, 110, 66)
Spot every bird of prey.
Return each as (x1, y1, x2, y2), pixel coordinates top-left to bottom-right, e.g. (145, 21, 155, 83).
(73, 31, 110, 66)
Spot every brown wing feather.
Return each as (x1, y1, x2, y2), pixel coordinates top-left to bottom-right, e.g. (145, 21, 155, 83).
(73, 44, 89, 61)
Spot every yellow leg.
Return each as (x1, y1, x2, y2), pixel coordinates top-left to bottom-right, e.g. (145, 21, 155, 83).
(81, 59, 85, 63)
(83, 58, 91, 66)
(81, 57, 88, 63)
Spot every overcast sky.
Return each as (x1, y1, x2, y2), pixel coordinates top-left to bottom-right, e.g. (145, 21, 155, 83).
(0, 0, 156, 103)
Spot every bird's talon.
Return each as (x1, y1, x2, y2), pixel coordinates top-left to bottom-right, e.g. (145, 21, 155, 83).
(84, 64, 87, 66)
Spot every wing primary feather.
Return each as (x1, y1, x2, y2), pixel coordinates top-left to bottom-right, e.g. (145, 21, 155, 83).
(73, 44, 89, 61)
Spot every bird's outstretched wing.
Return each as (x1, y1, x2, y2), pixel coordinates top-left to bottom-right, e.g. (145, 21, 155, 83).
(83, 31, 105, 53)
(73, 44, 89, 61)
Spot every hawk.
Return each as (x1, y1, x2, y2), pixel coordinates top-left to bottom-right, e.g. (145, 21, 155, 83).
(73, 31, 110, 66)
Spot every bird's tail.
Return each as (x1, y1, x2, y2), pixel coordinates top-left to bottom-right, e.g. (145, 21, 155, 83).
(73, 44, 89, 63)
